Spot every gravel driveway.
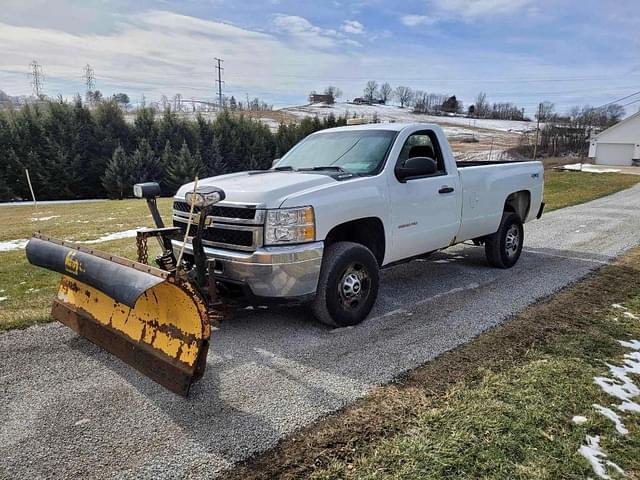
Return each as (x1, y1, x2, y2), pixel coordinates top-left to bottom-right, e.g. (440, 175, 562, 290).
(2, 185, 640, 479)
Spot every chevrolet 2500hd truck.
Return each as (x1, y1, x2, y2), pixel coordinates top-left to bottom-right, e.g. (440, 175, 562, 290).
(172, 123, 544, 327)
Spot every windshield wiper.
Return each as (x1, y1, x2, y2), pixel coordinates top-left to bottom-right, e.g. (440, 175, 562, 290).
(272, 165, 295, 171)
(299, 166, 349, 173)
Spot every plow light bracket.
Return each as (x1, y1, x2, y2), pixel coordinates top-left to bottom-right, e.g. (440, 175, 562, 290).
(185, 186, 226, 209)
(133, 182, 161, 199)
(134, 182, 164, 229)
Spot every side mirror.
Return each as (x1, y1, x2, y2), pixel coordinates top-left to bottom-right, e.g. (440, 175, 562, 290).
(133, 182, 161, 199)
(396, 157, 438, 182)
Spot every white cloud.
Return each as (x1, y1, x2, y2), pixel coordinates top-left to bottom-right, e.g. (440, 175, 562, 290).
(431, 0, 533, 19)
(341, 20, 364, 35)
(401, 15, 435, 27)
(0, 11, 355, 101)
(272, 14, 339, 49)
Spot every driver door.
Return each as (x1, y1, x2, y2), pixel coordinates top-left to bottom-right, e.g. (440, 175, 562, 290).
(387, 129, 461, 262)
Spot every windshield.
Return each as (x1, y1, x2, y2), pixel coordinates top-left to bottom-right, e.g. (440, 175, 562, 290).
(276, 130, 397, 175)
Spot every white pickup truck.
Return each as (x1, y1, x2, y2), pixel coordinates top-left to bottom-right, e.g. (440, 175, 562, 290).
(173, 123, 544, 326)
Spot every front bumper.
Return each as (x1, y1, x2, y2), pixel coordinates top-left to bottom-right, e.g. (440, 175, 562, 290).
(172, 240, 324, 300)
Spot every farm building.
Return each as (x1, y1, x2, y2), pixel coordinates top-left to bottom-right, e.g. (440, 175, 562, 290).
(588, 111, 640, 166)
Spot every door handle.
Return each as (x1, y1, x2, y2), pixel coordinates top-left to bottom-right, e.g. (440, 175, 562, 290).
(439, 186, 454, 194)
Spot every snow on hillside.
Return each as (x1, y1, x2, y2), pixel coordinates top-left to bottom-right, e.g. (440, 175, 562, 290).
(282, 103, 536, 134)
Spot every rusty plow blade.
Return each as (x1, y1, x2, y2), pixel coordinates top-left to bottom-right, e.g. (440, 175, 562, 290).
(26, 233, 210, 396)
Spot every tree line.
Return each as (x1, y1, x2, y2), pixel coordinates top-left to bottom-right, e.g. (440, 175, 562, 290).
(514, 102, 626, 157)
(0, 98, 347, 201)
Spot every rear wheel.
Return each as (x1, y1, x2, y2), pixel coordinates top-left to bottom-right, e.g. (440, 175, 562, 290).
(485, 212, 524, 268)
(312, 241, 379, 327)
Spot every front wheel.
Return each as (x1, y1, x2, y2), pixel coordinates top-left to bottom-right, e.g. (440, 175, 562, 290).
(485, 212, 524, 268)
(311, 242, 379, 327)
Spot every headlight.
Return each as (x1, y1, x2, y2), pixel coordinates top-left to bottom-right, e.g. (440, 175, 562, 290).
(264, 206, 315, 245)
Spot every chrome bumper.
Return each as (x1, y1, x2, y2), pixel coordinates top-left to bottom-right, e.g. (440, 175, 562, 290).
(171, 240, 324, 299)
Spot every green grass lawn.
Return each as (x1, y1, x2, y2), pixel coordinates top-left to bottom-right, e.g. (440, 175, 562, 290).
(544, 170, 640, 211)
(0, 198, 171, 330)
(0, 172, 638, 331)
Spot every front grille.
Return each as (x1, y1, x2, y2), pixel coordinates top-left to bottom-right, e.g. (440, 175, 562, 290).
(173, 201, 256, 220)
(174, 220, 255, 248)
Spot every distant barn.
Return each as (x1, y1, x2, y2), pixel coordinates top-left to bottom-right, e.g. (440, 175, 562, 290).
(588, 111, 640, 166)
(308, 94, 334, 104)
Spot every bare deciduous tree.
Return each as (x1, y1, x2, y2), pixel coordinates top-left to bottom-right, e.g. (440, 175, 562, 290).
(363, 80, 378, 102)
(394, 86, 413, 108)
(474, 92, 489, 118)
(536, 101, 556, 122)
(379, 82, 392, 104)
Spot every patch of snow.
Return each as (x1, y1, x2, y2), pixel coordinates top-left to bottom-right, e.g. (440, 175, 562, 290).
(560, 164, 621, 173)
(30, 215, 61, 221)
(593, 338, 640, 425)
(0, 239, 28, 252)
(282, 102, 537, 133)
(593, 404, 628, 435)
(80, 228, 143, 244)
(619, 339, 640, 350)
(572, 415, 588, 425)
(74, 418, 90, 426)
(622, 311, 639, 320)
(0, 296, 7, 302)
(612, 304, 628, 310)
(0, 199, 107, 207)
(578, 435, 625, 479)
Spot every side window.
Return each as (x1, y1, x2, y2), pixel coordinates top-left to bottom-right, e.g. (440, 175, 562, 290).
(397, 130, 446, 175)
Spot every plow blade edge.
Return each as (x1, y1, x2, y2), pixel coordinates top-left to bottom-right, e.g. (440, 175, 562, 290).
(26, 234, 210, 396)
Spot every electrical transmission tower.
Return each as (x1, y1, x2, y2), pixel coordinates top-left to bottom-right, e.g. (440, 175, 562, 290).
(214, 58, 224, 110)
(83, 64, 95, 104)
(29, 60, 44, 98)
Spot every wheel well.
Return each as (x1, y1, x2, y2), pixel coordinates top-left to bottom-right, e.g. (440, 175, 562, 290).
(504, 190, 531, 221)
(324, 217, 385, 266)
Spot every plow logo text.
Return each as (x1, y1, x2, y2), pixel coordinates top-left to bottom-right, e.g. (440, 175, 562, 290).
(64, 251, 83, 276)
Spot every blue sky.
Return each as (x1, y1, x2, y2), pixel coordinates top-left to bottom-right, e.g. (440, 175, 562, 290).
(1, 0, 639, 116)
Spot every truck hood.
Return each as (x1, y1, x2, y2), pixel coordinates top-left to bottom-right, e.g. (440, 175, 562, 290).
(174, 171, 338, 208)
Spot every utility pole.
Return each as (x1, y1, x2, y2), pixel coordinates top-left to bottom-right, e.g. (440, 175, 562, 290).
(29, 60, 44, 98)
(214, 58, 224, 110)
(532, 102, 542, 160)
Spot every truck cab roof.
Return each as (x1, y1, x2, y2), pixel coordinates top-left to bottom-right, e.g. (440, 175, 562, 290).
(312, 122, 443, 134)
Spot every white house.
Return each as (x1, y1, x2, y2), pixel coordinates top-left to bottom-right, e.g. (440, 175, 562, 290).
(588, 111, 640, 166)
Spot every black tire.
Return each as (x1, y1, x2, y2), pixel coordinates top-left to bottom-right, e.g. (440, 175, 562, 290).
(485, 212, 524, 269)
(312, 241, 379, 327)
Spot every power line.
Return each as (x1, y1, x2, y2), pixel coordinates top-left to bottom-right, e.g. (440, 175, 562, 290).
(594, 89, 640, 109)
(620, 97, 640, 108)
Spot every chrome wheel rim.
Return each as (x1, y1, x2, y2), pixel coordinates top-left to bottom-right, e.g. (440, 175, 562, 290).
(505, 224, 520, 257)
(337, 263, 370, 310)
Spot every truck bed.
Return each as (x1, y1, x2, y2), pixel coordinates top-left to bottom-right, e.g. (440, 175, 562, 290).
(456, 159, 530, 168)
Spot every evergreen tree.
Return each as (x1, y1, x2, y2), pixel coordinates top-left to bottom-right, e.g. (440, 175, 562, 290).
(132, 138, 163, 184)
(165, 142, 206, 194)
(101, 145, 134, 199)
(208, 135, 228, 176)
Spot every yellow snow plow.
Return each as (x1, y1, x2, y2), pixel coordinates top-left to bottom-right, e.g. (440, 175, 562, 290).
(26, 182, 226, 396)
